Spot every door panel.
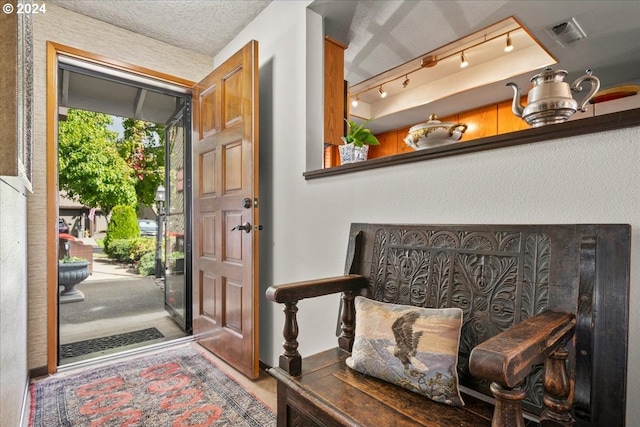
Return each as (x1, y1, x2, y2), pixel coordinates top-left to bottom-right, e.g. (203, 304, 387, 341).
(192, 40, 259, 379)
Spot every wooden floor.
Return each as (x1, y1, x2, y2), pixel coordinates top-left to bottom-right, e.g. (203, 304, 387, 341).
(188, 342, 278, 410)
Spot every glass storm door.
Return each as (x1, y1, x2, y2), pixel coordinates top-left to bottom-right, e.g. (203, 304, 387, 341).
(164, 101, 191, 332)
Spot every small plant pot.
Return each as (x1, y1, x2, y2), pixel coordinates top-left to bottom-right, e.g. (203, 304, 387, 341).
(58, 260, 90, 303)
(339, 144, 369, 164)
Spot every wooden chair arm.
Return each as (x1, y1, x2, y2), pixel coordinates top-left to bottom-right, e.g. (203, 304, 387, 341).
(469, 310, 576, 388)
(470, 310, 576, 427)
(266, 274, 367, 376)
(266, 274, 368, 303)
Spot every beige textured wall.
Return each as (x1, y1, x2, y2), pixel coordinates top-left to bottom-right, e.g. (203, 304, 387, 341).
(29, 4, 214, 370)
(1, 178, 29, 427)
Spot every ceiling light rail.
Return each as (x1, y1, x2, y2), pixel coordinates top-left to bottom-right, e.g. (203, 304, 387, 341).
(349, 26, 522, 103)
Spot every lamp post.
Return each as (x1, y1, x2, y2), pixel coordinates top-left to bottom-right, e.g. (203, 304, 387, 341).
(155, 185, 165, 279)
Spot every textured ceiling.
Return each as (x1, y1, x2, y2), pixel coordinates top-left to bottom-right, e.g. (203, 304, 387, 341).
(48, 0, 640, 133)
(310, 0, 640, 87)
(48, 0, 640, 87)
(310, 0, 640, 132)
(46, 0, 271, 57)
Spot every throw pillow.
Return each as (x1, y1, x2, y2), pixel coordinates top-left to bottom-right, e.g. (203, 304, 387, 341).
(345, 297, 465, 407)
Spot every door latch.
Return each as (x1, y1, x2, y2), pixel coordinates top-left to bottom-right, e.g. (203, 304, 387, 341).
(231, 222, 252, 233)
(242, 197, 259, 209)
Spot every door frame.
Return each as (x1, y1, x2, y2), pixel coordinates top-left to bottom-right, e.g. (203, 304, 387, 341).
(45, 42, 196, 374)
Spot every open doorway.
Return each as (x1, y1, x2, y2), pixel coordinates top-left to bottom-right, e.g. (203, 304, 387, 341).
(56, 57, 192, 365)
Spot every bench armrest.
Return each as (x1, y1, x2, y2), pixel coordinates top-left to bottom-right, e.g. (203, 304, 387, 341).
(469, 310, 576, 388)
(266, 274, 368, 376)
(266, 274, 368, 303)
(469, 310, 576, 427)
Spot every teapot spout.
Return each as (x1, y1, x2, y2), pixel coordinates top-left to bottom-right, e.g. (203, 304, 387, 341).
(506, 82, 524, 117)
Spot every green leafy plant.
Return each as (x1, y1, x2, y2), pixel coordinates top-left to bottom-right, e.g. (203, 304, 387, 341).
(136, 251, 157, 276)
(104, 239, 133, 263)
(341, 118, 380, 148)
(58, 109, 137, 215)
(104, 205, 140, 253)
(129, 237, 157, 262)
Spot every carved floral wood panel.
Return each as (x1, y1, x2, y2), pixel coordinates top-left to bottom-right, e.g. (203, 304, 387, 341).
(369, 227, 550, 411)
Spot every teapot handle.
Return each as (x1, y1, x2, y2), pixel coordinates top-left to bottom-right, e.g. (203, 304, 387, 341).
(571, 70, 601, 112)
(448, 123, 468, 138)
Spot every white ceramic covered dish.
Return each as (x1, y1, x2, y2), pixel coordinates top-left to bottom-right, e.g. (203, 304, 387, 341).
(403, 114, 467, 150)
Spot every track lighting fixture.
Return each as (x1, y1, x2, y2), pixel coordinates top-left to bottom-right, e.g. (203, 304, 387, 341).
(460, 51, 469, 68)
(504, 33, 513, 52)
(348, 23, 527, 103)
(421, 55, 438, 68)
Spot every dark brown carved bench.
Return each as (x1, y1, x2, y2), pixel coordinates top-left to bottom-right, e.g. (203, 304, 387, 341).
(266, 224, 630, 426)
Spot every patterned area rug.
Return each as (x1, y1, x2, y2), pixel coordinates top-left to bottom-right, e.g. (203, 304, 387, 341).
(30, 345, 275, 426)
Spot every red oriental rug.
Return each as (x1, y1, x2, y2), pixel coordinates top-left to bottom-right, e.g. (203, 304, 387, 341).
(29, 345, 275, 426)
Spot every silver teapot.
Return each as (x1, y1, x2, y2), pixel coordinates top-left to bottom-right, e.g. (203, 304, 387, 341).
(507, 68, 600, 127)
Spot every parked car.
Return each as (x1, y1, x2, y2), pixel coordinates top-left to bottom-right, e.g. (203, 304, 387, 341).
(58, 218, 70, 234)
(138, 219, 158, 237)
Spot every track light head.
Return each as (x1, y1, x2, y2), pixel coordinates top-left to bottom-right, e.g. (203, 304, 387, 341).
(460, 51, 469, 68)
(505, 33, 514, 52)
(378, 86, 387, 98)
(402, 75, 410, 88)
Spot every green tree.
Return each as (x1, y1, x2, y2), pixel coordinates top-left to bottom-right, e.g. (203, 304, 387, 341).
(117, 118, 165, 208)
(58, 110, 137, 215)
(103, 204, 141, 255)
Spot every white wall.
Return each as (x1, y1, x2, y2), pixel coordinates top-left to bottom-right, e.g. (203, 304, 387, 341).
(217, 1, 640, 424)
(0, 178, 28, 427)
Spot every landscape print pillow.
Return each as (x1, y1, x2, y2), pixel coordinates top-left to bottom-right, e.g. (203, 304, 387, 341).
(345, 297, 465, 407)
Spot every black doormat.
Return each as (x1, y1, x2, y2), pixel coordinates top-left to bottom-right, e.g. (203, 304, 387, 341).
(60, 327, 164, 359)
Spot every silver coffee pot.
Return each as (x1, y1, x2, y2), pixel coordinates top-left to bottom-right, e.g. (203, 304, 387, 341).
(507, 68, 600, 127)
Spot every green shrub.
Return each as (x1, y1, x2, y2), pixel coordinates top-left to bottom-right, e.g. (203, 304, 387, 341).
(105, 239, 133, 263)
(104, 205, 139, 253)
(137, 251, 156, 276)
(130, 237, 157, 262)
(104, 237, 156, 264)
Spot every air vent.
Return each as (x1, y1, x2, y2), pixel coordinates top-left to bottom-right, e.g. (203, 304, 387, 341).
(546, 17, 587, 47)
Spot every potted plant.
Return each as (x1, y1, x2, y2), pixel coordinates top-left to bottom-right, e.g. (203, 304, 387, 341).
(169, 251, 185, 275)
(58, 256, 90, 303)
(339, 118, 380, 164)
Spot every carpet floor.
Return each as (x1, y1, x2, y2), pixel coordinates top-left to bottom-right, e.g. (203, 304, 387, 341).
(29, 345, 276, 426)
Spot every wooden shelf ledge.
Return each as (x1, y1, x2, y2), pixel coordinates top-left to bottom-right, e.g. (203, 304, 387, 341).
(304, 107, 640, 180)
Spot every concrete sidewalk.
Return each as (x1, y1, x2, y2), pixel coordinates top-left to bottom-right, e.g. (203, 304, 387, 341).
(58, 245, 187, 363)
(87, 257, 141, 282)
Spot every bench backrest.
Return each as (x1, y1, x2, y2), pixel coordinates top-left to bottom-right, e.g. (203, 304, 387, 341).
(344, 223, 630, 426)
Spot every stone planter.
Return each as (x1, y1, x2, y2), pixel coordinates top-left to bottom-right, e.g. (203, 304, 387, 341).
(58, 260, 90, 303)
(338, 144, 369, 164)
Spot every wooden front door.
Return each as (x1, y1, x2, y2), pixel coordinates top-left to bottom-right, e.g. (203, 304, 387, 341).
(192, 40, 260, 379)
